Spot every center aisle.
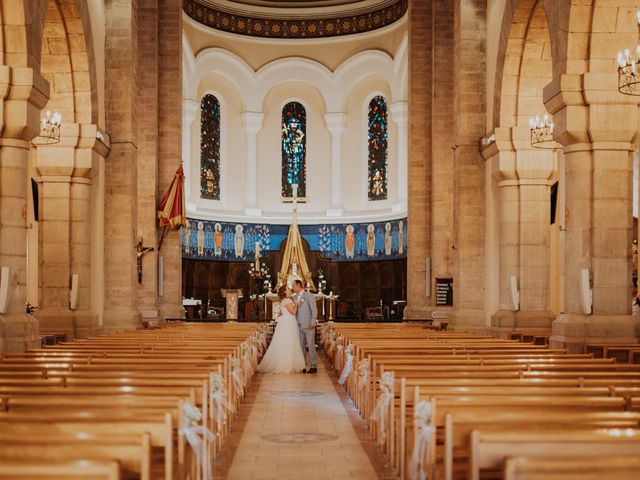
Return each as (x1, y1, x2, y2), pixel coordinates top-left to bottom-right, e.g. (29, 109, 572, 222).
(221, 360, 392, 480)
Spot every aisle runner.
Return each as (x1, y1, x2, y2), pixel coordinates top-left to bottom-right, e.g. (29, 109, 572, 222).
(224, 363, 382, 480)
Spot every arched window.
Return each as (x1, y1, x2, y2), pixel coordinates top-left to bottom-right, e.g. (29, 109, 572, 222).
(281, 101, 306, 200)
(200, 94, 221, 200)
(367, 95, 388, 201)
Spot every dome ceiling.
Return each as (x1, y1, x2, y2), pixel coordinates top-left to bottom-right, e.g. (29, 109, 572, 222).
(183, 0, 407, 39)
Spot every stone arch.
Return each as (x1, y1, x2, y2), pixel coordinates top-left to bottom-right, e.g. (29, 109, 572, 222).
(494, 0, 554, 129)
(0, 0, 47, 69)
(39, 0, 98, 125)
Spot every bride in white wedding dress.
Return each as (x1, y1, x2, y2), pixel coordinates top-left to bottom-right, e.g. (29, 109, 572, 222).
(258, 285, 307, 374)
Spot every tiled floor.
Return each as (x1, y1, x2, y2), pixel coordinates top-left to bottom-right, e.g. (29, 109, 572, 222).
(216, 359, 397, 480)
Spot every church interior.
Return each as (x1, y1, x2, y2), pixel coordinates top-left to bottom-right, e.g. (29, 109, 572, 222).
(1, 0, 640, 478)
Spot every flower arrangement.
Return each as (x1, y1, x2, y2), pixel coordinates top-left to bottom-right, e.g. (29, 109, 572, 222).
(231, 357, 240, 372)
(380, 371, 394, 393)
(211, 373, 225, 392)
(414, 400, 433, 427)
(317, 267, 327, 292)
(248, 262, 270, 281)
(183, 402, 202, 425)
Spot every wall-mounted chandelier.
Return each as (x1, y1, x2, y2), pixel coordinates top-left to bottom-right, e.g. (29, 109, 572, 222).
(617, 11, 640, 95)
(529, 114, 559, 149)
(31, 111, 62, 146)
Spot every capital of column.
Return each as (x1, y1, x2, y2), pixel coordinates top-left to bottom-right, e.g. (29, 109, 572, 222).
(35, 123, 109, 178)
(544, 73, 640, 147)
(390, 101, 408, 125)
(0, 66, 49, 141)
(242, 111, 264, 134)
(324, 112, 346, 134)
(183, 98, 199, 124)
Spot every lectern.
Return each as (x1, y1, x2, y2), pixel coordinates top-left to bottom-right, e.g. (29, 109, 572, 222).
(221, 289, 243, 320)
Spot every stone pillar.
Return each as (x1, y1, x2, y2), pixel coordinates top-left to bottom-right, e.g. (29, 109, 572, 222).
(516, 146, 554, 327)
(545, 74, 640, 351)
(35, 123, 107, 339)
(158, 0, 184, 322)
(452, 0, 486, 331)
(103, 0, 141, 332)
(485, 128, 555, 337)
(483, 131, 518, 334)
(324, 113, 346, 216)
(0, 66, 48, 353)
(404, 0, 433, 320)
(390, 101, 408, 212)
(182, 99, 198, 210)
(242, 112, 264, 216)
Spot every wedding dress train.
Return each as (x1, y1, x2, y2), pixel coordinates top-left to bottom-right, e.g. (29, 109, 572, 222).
(258, 298, 307, 374)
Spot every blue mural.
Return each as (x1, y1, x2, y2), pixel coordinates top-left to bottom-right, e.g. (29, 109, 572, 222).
(182, 217, 407, 262)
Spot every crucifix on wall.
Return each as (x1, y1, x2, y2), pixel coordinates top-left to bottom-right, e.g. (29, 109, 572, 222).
(136, 237, 154, 283)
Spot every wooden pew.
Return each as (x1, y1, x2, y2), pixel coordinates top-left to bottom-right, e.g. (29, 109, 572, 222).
(0, 411, 174, 480)
(503, 456, 640, 480)
(469, 429, 640, 480)
(0, 460, 121, 480)
(323, 323, 640, 480)
(0, 433, 151, 480)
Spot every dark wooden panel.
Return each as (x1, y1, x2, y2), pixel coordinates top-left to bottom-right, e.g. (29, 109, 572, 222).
(182, 248, 406, 321)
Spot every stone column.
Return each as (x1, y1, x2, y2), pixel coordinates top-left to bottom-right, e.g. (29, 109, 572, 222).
(35, 123, 107, 339)
(516, 146, 555, 327)
(34, 125, 76, 339)
(242, 112, 264, 216)
(404, 0, 433, 320)
(103, 0, 141, 331)
(451, 0, 487, 331)
(390, 101, 408, 212)
(545, 74, 640, 351)
(483, 130, 519, 335)
(182, 99, 198, 210)
(157, 0, 184, 322)
(324, 113, 346, 216)
(0, 66, 48, 353)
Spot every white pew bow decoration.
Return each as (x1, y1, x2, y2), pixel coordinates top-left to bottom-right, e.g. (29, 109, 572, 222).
(326, 330, 337, 356)
(243, 345, 254, 380)
(338, 344, 354, 385)
(181, 402, 214, 480)
(357, 359, 370, 392)
(409, 400, 435, 480)
(371, 371, 394, 445)
(210, 373, 234, 425)
(231, 357, 245, 396)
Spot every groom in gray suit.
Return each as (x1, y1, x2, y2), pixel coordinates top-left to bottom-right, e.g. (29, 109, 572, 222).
(292, 279, 318, 373)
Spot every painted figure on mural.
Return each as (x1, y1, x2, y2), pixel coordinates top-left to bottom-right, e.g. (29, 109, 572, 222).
(197, 221, 205, 256)
(234, 224, 245, 258)
(214, 223, 223, 257)
(384, 222, 392, 255)
(184, 219, 192, 254)
(398, 220, 404, 255)
(367, 224, 376, 257)
(345, 225, 355, 259)
(204, 223, 214, 254)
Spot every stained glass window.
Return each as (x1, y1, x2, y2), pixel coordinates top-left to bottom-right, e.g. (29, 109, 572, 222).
(367, 95, 388, 201)
(281, 101, 306, 199)
(200, 94, 221, 200)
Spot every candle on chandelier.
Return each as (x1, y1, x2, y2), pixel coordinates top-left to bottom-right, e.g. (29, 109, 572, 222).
(636, 10, 640, 25)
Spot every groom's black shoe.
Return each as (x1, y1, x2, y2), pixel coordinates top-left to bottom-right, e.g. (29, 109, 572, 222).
(302, 368, 307, 374)
(307, 367, 318, 374)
